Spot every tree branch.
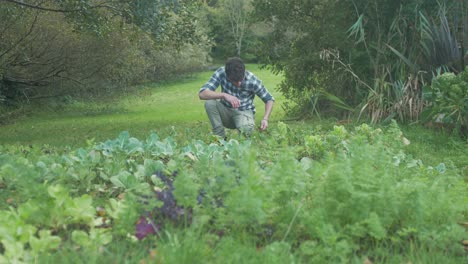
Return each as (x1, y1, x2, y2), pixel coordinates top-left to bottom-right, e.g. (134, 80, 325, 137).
(0, 13, 39, 59)
(0, 0, 120, 13)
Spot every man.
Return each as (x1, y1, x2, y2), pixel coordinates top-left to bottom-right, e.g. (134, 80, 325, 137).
(198, 57, 274, 138)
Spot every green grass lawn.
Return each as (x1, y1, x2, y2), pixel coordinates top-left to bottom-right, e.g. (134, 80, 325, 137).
(0, 64, 284, 147)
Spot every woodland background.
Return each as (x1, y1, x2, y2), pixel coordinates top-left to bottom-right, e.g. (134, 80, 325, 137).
(0, 0, 467, 129)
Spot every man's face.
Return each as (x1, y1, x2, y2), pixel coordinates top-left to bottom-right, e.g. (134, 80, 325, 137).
(228, 76, 244, 87)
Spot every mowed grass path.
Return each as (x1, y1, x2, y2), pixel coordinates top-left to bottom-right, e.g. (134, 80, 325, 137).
(0, 64, 284, 147)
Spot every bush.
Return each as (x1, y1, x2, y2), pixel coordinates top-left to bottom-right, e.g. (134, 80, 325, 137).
(423, 67, 468, 135)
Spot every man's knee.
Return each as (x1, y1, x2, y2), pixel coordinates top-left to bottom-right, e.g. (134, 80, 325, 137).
(237, 120, 255, 136)
(204, 100, 217, 112)
(239, 126, 254, 136)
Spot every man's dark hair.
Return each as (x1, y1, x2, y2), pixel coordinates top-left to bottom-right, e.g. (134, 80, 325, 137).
(225, 57, 245, 82)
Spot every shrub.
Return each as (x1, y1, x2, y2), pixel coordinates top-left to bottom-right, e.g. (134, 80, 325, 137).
(423, 67, 468, 135)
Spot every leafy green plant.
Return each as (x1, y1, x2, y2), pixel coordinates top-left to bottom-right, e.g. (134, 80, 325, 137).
(423, 67, 468, 134)
(0, 183, 110, 263)
(0, 121, 466, 263)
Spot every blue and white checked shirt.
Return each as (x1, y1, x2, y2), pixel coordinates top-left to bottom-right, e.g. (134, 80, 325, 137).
(199, 67, 274, 113)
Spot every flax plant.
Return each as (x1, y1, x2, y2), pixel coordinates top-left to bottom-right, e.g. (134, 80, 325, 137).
(346, 0, 464, 124)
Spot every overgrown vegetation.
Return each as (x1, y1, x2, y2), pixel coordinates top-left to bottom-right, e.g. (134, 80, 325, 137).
(252, 0, 467, 124)
(423, 66, 468, 135)
(0, 121, 466, 263)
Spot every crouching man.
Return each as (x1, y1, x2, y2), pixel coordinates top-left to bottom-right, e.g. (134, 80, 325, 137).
(198, 57, 275, 139)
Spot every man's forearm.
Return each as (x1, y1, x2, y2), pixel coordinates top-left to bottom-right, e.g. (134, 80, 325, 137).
(199, 89, 225, 100)
(263, 100, 274, 120)
(199, 89, 241, 108)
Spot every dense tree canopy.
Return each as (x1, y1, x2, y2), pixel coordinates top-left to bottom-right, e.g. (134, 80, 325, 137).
(0, 0, 199, 39)
(0, 0, 208, 104)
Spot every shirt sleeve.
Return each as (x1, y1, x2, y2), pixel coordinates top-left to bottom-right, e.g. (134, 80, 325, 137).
(251, 75, 275, 103)
(199, 68, 223, 93)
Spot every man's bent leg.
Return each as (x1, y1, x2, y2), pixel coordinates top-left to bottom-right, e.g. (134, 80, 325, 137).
(233, 110, 255, 136)
(205, 100, 237, 138)
(204, 100, 226, 137)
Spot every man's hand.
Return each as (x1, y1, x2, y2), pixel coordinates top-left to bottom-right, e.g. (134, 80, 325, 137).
(260, 119, 269, 131)
(260, 101, 273, 131)
(223, 93, 240, 108)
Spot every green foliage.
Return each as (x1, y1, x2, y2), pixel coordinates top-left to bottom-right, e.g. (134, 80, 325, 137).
(202, 0, 267, 61)
(128, 0, 202, 45)
(2, 0, 201, 42)
(1, 120, 465, 262)
(252, 0, 467, 123)
(423, 67, 468, 133)
(252, 0, 359, 117)
(0, 0, 210, 106)
(0, 183, 111, 263)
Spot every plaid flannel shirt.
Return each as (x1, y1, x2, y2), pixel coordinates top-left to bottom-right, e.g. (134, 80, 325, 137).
(199, 67, 274, 113)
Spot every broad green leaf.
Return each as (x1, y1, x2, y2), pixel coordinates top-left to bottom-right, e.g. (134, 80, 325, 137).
(72, 230, 90, 248)
(29, 230, 61, 254)
(48, 185, 69, 206)
(434, 163, 446, 173)
(1, 239, 25, 261)
(65, 195, 95, 225)
(88, 228, 113, 246)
